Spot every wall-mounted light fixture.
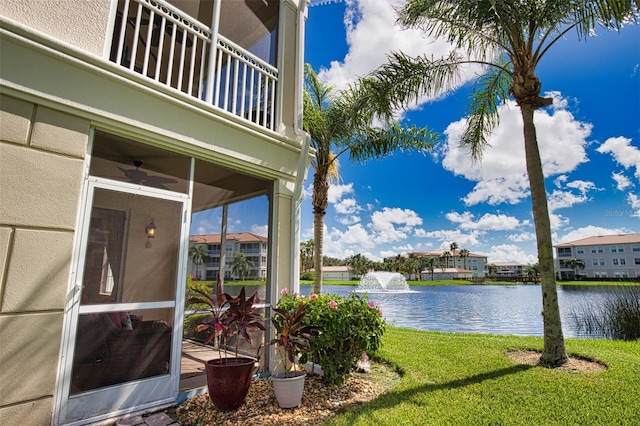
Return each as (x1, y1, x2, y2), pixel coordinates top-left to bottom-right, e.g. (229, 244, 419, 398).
(145, 218, 157, 248)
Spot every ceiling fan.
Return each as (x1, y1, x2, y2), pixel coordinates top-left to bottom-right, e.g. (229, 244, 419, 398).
(117, 160, 178, 190)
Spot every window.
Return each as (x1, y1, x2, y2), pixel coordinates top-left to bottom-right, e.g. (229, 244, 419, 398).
(611, 245, 624, 253)
(612, 258, 626, 266)
(576, 247, 584, 254)
(594, 271, 608, 278)
(557, 247, 572, 257)
(592, 259, 605, 266)
(590, 246, 597, 254)
(614, 271, 629, 278)
(633, 244, 640, 252)
(635, 258, 640, 265)
(597, 246, 604, 253)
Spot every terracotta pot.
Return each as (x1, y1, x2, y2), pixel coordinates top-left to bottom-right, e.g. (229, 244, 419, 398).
(205, 357, 256, 411)
(270, 371, 306, 408)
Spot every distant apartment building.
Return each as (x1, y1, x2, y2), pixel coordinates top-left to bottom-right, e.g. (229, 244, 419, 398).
(554, 233, 640, 279)
(408, 250, 488, 278)
(190, 233, 268, 281)
(489, 261, 529, 277)
(310, 265, 355, 281)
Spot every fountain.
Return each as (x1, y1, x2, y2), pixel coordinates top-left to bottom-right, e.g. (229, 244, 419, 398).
(356, 271, 414, 293)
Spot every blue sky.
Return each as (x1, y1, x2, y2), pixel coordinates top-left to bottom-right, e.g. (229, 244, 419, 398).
(192, 0, 640, 265)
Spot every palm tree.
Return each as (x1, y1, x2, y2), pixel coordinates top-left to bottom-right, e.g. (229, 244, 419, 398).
(303, 64, 437, 294)
(300, 239, 314, 272)
(346, 253, 371, 277)
(459, 249, 470, 270)
(189, 243, 209, 280)
(368, 0, 637, 367)
(231, 251, 253, 281)
(424, 257, 437, 281)
(488, 264, 498, 279)
(562, 258, 586, 279)
(449, 242, 459, 269)
(441, 251, 452, 269)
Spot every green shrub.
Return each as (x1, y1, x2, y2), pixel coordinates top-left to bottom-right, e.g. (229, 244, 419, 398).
(185, 275, 212, 309)
(300, 272, 314, 281)
(276, 291, 385, 385)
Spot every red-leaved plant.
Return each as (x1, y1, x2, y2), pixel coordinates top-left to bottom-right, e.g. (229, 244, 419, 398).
(270, 301, 319, 377)
(188, 282, 266, 361)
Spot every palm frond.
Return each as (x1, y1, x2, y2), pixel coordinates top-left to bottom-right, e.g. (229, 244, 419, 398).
(347, 123, 437, 164)
(462, 57, 512, 162)
(369, 51, 465, 117)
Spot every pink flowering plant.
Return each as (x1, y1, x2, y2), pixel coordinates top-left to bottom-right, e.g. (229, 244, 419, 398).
(276, 292, 385, 385)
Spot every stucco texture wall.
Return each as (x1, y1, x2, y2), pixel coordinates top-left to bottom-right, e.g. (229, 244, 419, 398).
(0, 95, 89, 423)
(0, 0, 112, 56)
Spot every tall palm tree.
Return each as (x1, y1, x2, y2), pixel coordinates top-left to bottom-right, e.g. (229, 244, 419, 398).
(459, 249, 470, 270)
(563, 258, 586, 279)
(425, 256, 437, 281)
(368, 0, 637, 367)
(449, 242, 459, 269)
(488, 263, 498, 278)
(231, 251, 253, 281)
(303, 64, 437, 294)
(300, 239, 314, 272)
(189, 243, 209, 280)
(441, 251, 452, 268)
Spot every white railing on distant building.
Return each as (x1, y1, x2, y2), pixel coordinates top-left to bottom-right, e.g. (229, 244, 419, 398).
(109, 0, 277, 131)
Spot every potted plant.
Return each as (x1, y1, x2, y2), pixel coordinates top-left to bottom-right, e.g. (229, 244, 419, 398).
(188, 282, 266, 411)
(269, 300, 319, 408)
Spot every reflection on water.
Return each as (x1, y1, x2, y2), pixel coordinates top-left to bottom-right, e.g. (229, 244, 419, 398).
(296, 284, 619, 338)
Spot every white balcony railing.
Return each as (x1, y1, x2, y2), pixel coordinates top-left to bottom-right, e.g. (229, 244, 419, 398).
(109, 0, 278, 131)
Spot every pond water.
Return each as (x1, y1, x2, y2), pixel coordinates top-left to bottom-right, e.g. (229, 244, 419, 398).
(230, 283, 617, 338)
(300, 284, 616, 338)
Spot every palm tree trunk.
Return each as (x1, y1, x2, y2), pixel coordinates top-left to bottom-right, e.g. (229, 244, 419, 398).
(312, 171, 330, 294)
(312, 210, 324, 294)
(521, 104, 568, 367)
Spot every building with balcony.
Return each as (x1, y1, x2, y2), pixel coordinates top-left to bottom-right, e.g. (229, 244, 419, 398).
(190, 232, 268, 280)
(555, 233, 640, 279)
(1, 1, 311, 424)
(408, 250, 489, 278)
(488, 261, 529, 277)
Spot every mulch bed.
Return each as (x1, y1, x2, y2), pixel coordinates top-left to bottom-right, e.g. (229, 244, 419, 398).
(176, 364, 397, 426)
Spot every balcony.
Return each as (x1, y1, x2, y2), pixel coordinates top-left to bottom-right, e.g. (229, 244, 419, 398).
(109, 0, 278, 131)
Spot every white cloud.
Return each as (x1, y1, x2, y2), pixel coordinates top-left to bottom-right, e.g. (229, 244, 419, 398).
(196, 218, 218, 235)
(251, 224, 268, 237)
(612, 172, 633, 190)
(334, 197, 361, 215)
(339, 223, 376, 248)
(370, 207, 423, 243)
(442, 95, 591, 206)
(548, 178, 600, 211)
(328, 183, 355, 203)
(318, 0, 480, 100)
(507, 232, 536, 242)
(485, 244, 538, 264)
(596, 136, 640, 179)
(557, 225, 629, 244)
(446, 211, 521, 231)
(627, 193, 640, 217)
(416, 228, 483, 248)
(336, 215, 361, 225)
(549, 213, 570, 230)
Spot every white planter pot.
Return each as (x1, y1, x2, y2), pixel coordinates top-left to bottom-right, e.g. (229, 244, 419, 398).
(270, 371, 306, 408)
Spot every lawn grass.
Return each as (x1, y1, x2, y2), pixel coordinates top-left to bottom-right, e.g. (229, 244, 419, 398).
(300, 279, 640, 287)
(328, 328, 640, 425)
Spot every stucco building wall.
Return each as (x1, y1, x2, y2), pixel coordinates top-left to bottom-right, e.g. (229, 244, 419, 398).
(0, 95, 89, 422)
